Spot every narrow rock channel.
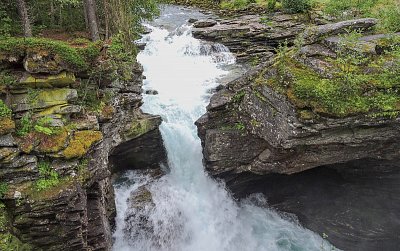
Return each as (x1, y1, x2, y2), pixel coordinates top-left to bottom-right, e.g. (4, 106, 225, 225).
(112, 5, 335, 251)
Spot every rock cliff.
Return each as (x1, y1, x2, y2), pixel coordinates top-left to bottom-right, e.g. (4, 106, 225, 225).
(0, 38, 166, 250)
(196, 18, 400, 180)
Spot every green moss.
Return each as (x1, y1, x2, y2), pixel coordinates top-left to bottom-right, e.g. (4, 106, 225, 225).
(0, 183, 8, 198)
(0, 100, 11, 118)
(124, 119, 158, 139)
(265, 40, 400, 118)
(298, 109, 316, 120)
(254, 89, 267, 102)
(232, 90, 245, 103)
(0, 37, 101, 72)
(0, 117, 15, 135)
(36, 129, 69, 153)
(62, 130, 102, 159)
(19, 71, 76, 89)
(162, 0, 219, 10)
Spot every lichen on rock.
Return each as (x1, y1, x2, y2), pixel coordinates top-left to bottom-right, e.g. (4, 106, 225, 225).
(62, 130, 103, 159)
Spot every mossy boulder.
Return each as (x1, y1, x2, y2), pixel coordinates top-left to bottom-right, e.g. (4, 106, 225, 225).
(62, 130, 103, 159)
(35, 129, 70, 154)
(17, 71, 76, 89)
(0, 118, 15, 135)
(0, 147, 19, 162)
(123, 115, 162, 140)
(0, 37, 101, 73)
(38, 104, 81, 117)
(10, 88, 78, 112)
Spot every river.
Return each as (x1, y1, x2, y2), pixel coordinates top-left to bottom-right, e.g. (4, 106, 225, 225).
(112, 5, 335, 251)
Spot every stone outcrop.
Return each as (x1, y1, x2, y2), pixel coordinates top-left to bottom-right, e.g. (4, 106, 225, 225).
(196, 19, 400, 179)
(0, 39, 167, 250)
(191, 13, 307, 62)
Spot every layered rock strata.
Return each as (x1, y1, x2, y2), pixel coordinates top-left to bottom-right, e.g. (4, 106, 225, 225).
(0, 40, 166, 250)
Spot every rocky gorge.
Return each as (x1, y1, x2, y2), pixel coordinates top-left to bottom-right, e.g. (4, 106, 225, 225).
(194, 11, 400, 251)
(0, 2, 399, 251)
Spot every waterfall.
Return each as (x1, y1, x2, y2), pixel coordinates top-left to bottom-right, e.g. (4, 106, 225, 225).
(113, 5, 335, 251)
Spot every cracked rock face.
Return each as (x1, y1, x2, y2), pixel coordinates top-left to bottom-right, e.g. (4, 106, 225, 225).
(196, 18, 400, 179)
(191, 13, 306, 62)
(0, 46, 167, 250)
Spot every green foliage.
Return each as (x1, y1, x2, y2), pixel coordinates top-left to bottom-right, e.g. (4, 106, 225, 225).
(106, 0, 159, 47)
(29, 0, 85, 33)
(0, 183, 8, 198)
(0, 100, 11, 118)
(0, 71, 16, 87)
(370, 3, 400, 32)
(0, 6, 12, 38)
(0, 37, 93, 71)
(234, 122, 246, 130)
(35, 161, 60, 191)
(281, 0, 311, 13)
(221, 122, 246, 131)
(322, 0, 400, 32)
(33, 116, 55, 135)
(232, 91, 245, 103)
(221, 0, 252, 10)
(267, 0, 277, 10)
(323, 0, 375, 16)
(268, 34, 400, 118)
(16, 113, 33, 137)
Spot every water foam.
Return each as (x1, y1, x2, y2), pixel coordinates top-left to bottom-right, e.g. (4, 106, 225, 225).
(113, 6, 336, 251)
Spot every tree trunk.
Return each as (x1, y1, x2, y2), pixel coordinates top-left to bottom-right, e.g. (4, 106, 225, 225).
(50, 0, 55, 27)
(84, 0, 100, 41)
(16, 0, 32, 37)
(103, 0, 109, 39)
(83, 0, 89, 29)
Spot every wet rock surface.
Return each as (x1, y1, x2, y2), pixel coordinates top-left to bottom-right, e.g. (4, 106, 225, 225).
(197, 18, 400, 177)
(231, 160, 400, 251)
(192, 13, 306, 62)
(197, 16, 400, 250)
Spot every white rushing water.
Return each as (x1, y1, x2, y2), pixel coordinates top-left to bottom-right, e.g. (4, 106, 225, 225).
(113, 5, 335, 251)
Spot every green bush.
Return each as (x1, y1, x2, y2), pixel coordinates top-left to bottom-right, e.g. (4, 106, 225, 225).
(267, 0, 277, 10)
(35, 161, 60, 191)
(0, 7, 12, 38)
(0, 183, 8, 198)
(16, 113, 33, 136)
(220, 0, 251, 10)
(372, 4, 400, 32)
(0, 100, 11, 118)
(322, 0, 400, 32)
(281, 0, 311, 13)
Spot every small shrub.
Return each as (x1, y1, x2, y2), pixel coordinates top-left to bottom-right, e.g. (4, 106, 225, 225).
(0, 71, 16, 87)
(234, 122, 246, 130)
(220, 0, 251, 10)
(267, 0, 277, 10)
(35, 161, 59, 191)
(372, 4, 400, 32)
(0, 6, 12, 38)
(0, 183, 8, 198)
(16, 113, 33, 136)
(0, 100, 11, 118)
(281, 0, 311, 13)
(34, 116, 54, 135)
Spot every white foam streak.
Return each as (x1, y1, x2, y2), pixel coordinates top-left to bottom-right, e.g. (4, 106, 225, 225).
(113, 8, 336, 251)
